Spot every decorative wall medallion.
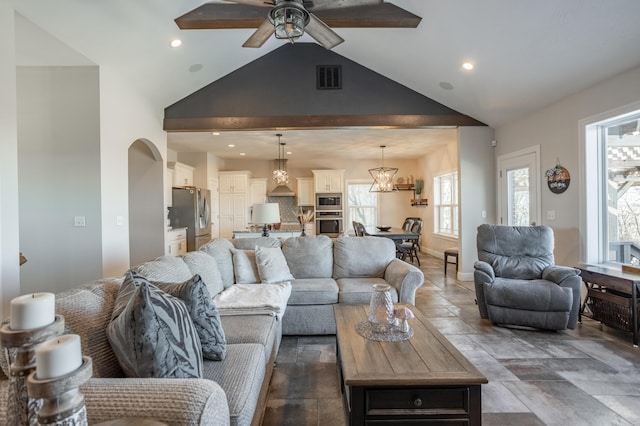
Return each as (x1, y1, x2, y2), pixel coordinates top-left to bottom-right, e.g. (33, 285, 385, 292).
(546, 164, 570, 194)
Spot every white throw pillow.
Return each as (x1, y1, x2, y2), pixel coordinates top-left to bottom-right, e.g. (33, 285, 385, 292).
(231, 249, 260, 284)
(255, 246, 295, 284)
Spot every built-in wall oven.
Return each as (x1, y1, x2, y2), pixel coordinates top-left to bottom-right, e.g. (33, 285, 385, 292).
(316, 193, 342, 210)
(316, 211, 344, 238)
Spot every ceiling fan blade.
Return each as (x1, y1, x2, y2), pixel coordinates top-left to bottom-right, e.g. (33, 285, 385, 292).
(231, 0, 274, 7)
(306, 0, 382, 11)
(305, 13, 345, 49)
(242, 18, 275, 48)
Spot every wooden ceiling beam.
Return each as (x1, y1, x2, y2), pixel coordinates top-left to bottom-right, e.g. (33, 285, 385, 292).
(164, 114, 485, 132)
(175, 3, 421, 30)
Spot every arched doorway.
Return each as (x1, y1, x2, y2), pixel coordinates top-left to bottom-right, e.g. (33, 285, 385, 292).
(128, 139, 164, 266)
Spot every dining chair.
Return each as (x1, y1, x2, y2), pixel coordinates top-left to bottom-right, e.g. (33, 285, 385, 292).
(352, 221, 366, 237)
(401, 218, 414, 231)
(399, 220, 422, 265)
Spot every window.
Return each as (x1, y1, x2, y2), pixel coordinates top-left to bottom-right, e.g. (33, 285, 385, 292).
(588, 110, 640, 264)
(434, 172, 458, 237)
(346, 182, 378, 229)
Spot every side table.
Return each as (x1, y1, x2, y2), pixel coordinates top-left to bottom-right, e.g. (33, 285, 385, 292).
(578, 264, 640, 347)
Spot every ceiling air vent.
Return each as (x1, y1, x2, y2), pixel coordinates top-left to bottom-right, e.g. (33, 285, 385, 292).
(316, 65, 342, 90)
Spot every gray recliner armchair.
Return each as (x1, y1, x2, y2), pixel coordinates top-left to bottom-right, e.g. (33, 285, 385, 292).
(474, 224, 582, 330)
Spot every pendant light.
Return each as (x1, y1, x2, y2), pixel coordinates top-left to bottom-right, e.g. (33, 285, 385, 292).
(369, 145, 398, 192)
(272, 134, 290, 186)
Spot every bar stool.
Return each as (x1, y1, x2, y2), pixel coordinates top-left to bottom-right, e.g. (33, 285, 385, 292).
(444, 248, 458, 275)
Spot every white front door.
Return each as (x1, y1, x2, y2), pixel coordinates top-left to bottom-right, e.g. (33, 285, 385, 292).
(498, 146, 541, 226)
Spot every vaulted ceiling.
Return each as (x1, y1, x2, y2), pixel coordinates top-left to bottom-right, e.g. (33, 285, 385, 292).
(11, 0, 640, 163)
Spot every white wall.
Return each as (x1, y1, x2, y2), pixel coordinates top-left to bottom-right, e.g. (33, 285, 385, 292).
(17, 66, 103, 294)
(458, 127, 496, 279)
(496, 65, 640, 266)
(99, 68, 167, 278)
(0, 2, 19, 318)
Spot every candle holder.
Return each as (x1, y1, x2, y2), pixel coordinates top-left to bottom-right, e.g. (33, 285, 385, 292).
(27, 356, 92, 426)
(0, 315, 65, 425)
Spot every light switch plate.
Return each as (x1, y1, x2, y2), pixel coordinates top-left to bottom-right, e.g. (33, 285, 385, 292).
(74, 216, 86, 227)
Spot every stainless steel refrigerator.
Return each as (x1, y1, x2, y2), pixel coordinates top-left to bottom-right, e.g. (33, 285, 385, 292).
(169, 188, 211, 251)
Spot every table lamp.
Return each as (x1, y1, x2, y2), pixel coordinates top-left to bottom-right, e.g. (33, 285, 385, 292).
(253, 203, 280, 237)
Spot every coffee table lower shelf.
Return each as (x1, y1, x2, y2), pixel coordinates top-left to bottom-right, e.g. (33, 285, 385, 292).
(334, 305, 487, 425)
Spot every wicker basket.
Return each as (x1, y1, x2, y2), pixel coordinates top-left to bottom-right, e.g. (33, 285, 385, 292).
(587, 288, 640, 332)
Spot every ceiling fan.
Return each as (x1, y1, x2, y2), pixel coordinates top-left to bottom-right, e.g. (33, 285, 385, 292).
(175, 0, 421, 50)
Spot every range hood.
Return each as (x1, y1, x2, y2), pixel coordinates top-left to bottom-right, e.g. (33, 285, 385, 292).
(269, 184, 296, 197)
(268, 159, 295, 196)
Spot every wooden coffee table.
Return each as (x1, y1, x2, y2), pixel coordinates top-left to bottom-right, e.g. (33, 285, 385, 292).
(334, 305, 487, 425)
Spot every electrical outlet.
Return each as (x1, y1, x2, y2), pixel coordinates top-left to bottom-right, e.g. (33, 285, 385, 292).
(116, 216, 124, 226)
(481, 210, 487, 218)
(74, 216, 86, 227)
(547, 210, 556, 220)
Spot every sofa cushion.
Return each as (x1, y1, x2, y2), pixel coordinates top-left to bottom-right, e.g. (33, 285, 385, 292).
(231, 236, 282, 250)
(255, 246, 294, 284)
(282, 235, 333, 278)
(199, 238, 235, 288)
(182, 251, 225, 296)
(131, 255, 192, 284)
(154, 275, 227, 361)
(231, 249, 260, 284)
(202, 343, 266, 426)
(337, 277, 398, 304)
(333, 236, 395, 279)
(220, 315, 278, 364)
(287, 278, 339, 305)
(107, 272, 203, 378)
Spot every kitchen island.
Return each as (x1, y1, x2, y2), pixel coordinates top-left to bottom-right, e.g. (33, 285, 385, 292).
(233, 223, 305, 239)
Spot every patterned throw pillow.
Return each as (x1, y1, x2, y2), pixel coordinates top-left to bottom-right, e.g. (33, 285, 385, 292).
(107, 271, 203, 378)
(155, 275, 227, 361)
(255, 246, 295, 284)
(230, 249, 260, 284)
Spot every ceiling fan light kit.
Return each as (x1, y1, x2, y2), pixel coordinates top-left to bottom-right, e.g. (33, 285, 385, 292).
(270, 1, 309, 42)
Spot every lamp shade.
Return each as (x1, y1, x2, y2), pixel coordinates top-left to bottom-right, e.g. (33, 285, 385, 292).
(253, 203, 280, 224)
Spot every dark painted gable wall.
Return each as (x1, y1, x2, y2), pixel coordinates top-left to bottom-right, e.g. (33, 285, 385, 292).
(164, 43, 485, 131)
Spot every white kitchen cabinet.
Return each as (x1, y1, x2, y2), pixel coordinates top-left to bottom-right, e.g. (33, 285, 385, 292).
(166, 228, 187, 256)
(249, 178, 267, 207)
(218, 172, 252, 238)
(313, 169, 344, 193)
(297, 177, 314, 206)
(219, 171, 251, 194)
(168, 162, 195, 187)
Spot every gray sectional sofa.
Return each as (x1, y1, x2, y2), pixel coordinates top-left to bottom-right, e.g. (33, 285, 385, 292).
(0, 235, 423, 426)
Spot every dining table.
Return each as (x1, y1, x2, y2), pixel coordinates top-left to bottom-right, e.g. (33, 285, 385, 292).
(364, 226, 419, 241)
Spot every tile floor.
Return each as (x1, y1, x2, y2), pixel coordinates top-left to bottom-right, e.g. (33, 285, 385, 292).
(262, 253, 640, 426)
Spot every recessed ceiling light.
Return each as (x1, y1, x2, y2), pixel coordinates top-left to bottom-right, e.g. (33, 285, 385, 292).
(212, 132, 220, 136)
(170, 39, 182, 48)
(227, 144, 235, 148)
(462, 62, 474, 71)
(286, 151, 292, 155)
(239, 153, 246, 156)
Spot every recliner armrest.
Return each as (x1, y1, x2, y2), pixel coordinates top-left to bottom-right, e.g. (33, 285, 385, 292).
(542, 265, 580, 285)
(474, 260, 495, 280)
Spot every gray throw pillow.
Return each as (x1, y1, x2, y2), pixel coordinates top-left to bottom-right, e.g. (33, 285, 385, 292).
(107, 272, 203, 378)
(199, 238, 235, 288)
(155, 275, 227, 361)
(255, 246, 294, 284)
(182, 251, 225, 296)
(231, 249, 260, 284)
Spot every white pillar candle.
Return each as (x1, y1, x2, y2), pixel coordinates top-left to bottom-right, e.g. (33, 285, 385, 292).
(10, 292, 55, 330)
(35, 334, 83, 379)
